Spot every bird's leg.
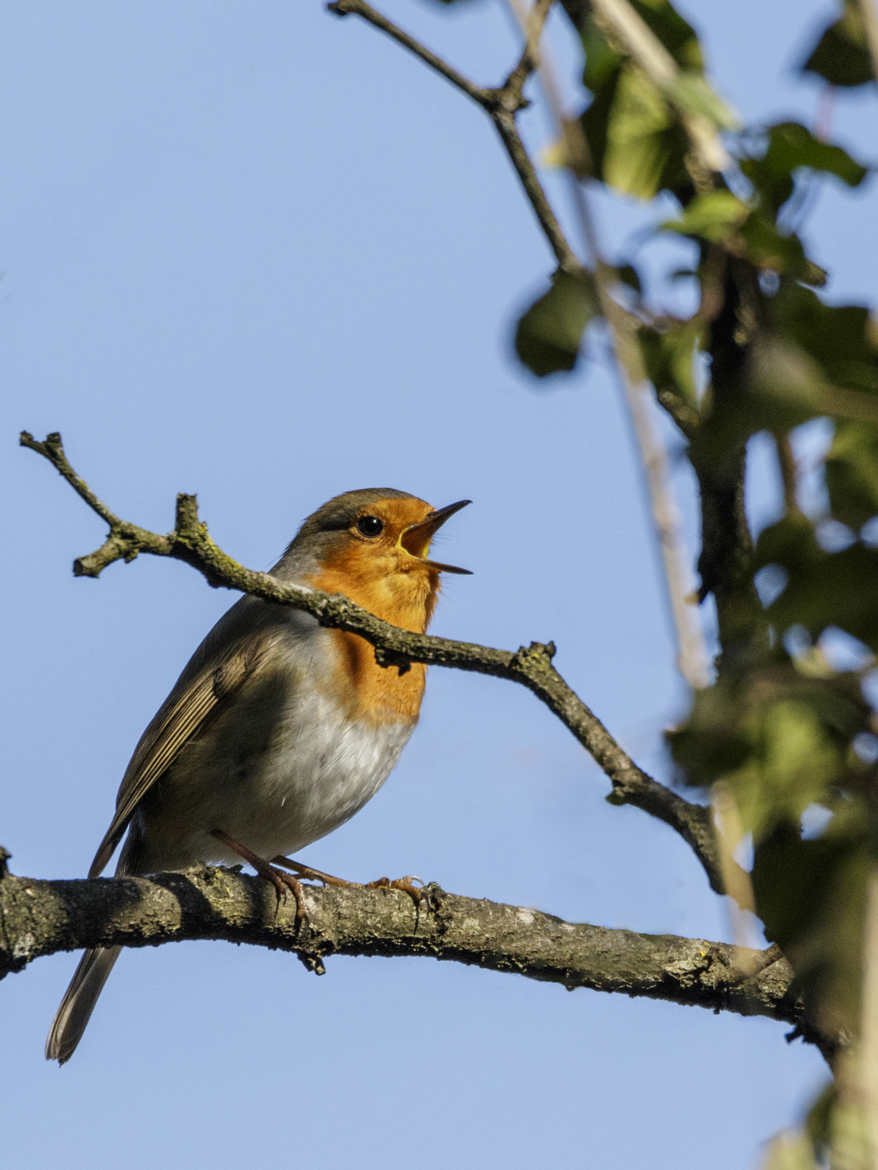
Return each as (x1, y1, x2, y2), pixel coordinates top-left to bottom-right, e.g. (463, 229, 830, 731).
(211, 829, 307, 925)
(272, 854, 428, 909)
(270, 856, 357, 889)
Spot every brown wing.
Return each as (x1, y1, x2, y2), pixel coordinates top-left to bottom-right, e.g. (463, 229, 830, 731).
(88, 637, 263, 878)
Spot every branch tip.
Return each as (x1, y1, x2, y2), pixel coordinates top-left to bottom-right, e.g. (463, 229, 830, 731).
(174, 492, 201, 533)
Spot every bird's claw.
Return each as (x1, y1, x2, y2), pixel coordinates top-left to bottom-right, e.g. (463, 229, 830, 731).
(366, 874, 430, 909)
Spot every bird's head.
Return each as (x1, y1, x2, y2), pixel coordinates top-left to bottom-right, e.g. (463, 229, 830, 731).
(280, 489, 471, 631)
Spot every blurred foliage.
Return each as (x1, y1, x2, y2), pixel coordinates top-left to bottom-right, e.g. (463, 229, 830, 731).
(800, 0, 875, 86)
(515, 271, 597, 375)
(501, 0, 878, 1161)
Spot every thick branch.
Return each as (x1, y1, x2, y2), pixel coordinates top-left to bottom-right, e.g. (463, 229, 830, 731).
(21, 430, 728, 893)
(0, 857, 823, 1049)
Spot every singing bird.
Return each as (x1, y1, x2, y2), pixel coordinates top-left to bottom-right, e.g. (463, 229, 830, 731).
(46, 488, 470, 1064)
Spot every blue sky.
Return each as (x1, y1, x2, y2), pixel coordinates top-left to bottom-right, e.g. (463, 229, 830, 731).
(2, 2, 874, 1168)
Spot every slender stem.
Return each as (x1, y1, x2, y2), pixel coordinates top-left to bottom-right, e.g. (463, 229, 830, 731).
(328, 0, 583, 273)
(327, 0, 494, 108)
(773, 431, 801, 516)
(492, 110, 583, 272)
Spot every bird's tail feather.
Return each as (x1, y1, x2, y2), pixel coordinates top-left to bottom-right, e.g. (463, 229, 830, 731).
(45, 945, 121, 1065)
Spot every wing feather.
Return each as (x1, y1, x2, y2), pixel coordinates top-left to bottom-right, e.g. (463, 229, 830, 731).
(88, 639, 261, 877)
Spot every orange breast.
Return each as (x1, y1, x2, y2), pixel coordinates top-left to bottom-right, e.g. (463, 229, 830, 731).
(325, 627, 426, 724)
(305, 551, 438, 727)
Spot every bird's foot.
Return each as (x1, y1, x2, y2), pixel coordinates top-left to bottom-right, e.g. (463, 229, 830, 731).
(212, 830, 307, 926)
(365, 874, 430, 909)
(271, 855, 434, 910)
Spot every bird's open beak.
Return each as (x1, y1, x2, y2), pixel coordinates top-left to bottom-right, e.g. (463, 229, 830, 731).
(401, 499, 472, 574)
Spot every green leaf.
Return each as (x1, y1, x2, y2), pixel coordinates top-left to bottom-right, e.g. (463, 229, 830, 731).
(661, 190, 749, 239)
(639, 319, 702, 403)
(742, 121, 869, 217)
(581, 21, 623, 92)
(825, 421, 878, 530)
(578, 0, 709, 201)
(767, 542, 878, 650)
(761, 121, 869, 187)
(771, 289, 878, 396)
(665, 71, 739, 129)
(514, 271, 597, 377)
(604, 68, 674, 199)
(756, 514, 878, 649)
(800, 0, 874, 87)
(754, 513, 821, 571)
(581, 0, 704, 80)
(668, 652, 870, 834)
(579, 64, 692, 200)
(740, 289, 878, 435)
(663, 196, 815, 277)
(737, 214, 812, 277)
(752, 811, 870, 1034)
(628, 0, 704, 70)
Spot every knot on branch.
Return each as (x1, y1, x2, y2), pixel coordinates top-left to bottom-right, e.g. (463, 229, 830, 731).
(511, 640, 557, 674)
(484, 86, 530, 116)
(374, 644, 412, 675)
(171, 494, 232, 589)
(297, 949, 327, 976)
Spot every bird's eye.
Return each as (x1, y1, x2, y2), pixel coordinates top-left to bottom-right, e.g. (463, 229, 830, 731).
(356, 515, 384, 538)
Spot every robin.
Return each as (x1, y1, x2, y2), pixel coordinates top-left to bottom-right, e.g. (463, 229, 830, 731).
(46, 487, 470, 1064)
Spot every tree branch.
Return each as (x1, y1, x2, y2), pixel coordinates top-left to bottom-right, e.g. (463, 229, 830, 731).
(0, 853, 828, 1053)
(21, 429, 730, 893)
(327, 0, 494, 110)
(327, 0, 582, 274)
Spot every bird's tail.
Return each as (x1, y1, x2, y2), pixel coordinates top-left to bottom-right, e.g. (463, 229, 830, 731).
(45, 945, 121, 1065)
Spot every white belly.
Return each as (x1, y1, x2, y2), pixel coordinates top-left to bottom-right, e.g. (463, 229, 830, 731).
(127, 675, 417, 873)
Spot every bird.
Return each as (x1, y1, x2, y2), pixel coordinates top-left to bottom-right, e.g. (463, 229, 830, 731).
(46, 487, 470, 1064)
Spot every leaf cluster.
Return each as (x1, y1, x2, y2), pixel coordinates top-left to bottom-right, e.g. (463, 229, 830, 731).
(506, 0, 877, 1162)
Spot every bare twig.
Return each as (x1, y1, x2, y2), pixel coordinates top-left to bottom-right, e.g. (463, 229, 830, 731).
(327, 0, 494, 108)
(328, 0, 582, 273)
(773, 431, 802, 517)
(491, 110, 583, 273)
(21, 429, 730, 892)
(501, 0, 554, 106)
(0, 861, 823, 1049)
